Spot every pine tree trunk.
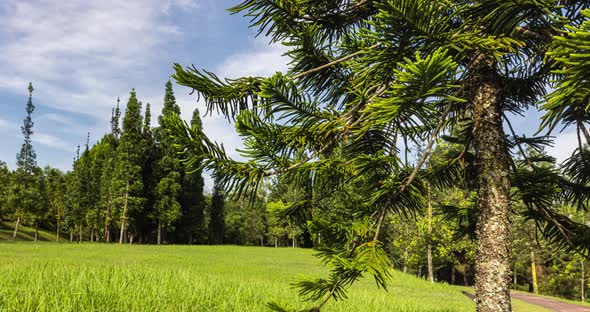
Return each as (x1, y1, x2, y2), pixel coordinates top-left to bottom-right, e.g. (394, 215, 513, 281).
(119, 180, 129, 244)
(531, 250, 538, 294)
(427, 183, 434, 283)
(34, 221, 38, 242)
(470, 51, 512, 312)
(157, 219, 162, 245)
(12, 216, 20, 240)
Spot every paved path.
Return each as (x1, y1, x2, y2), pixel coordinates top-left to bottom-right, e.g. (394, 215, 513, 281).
(461, 291, 590, 311)
(510, 292, 590, 312)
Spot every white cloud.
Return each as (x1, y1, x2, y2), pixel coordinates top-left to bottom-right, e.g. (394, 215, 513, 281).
(217, 42, 289, 79)
(0, 0, 199, 120)
(547, 130, 580, 164)
(0, 118, 17, 129)
(32, 133, 75, 152)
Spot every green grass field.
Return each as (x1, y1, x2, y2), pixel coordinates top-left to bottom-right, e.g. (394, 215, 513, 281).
(0, 243, 548, 311)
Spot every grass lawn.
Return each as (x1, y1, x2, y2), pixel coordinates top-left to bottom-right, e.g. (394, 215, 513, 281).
(0, 243, 554, 311)
(0, 243, 475, 311)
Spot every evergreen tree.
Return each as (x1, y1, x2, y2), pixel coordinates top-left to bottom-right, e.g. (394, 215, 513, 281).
(138, 102, 157, 242)
(209, 177, 225, 245)
(114, 90, 144, 243)
(169, 2, 590, 311)
(0, 161, 9, 220)
(16, 82, 37, 173)
(153, 82, 183, 244)
(178, 108, 206, 244)
(10, 82, 41, 239)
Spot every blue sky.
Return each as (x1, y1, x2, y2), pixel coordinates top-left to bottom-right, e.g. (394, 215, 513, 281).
(0, 0, 288, 189)
(0, 1, 579, 190)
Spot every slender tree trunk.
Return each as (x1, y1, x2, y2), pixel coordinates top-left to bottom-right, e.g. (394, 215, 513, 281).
(90, 226, 94, 242)
(427, 183, 434, 283)
(470, 51, 512, 312)
(12, 216, 20, 240)
(403, 247, 408, 273)
(78, 225, 82, 242)
(451, 264, 456, 285)
(582, 261, 586, 302)
(261, 237, 264, 246)
(119, 180, 129, 244)
(106, 227, 110, 243)
(513, 264, 517, 286)
(157, 219, 162, 245)
(69, 230, 73, 242)
(275, 237, 278, 248)
(531, 250, 538, 294)
(56, 215, 60, 242)
(34, 221, 38, 242)
(292, 236, 296, 248)
(463, 267, 469, 286)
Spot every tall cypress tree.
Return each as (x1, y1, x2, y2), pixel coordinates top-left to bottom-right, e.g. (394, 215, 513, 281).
(114, 89, 144, 243)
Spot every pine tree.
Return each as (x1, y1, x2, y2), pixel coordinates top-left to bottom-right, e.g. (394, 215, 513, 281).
(178, 108, 206, 244)
(169, 2, 590, 311)
(153, 82, 183, 244)
(114, 89, 144, 244)
(10, 82, 40, 239)
(208, 177, 225, 245)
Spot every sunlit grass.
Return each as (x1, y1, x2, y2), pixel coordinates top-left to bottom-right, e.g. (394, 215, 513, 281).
(0, 243, 476, 311)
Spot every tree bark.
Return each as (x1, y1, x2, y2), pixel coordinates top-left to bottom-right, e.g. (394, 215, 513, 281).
(69, 230, 73, 242)
(90, 226, 94, 243)
(34, 221, 38, 242)
(78, 225, 82, 243)
(427, 183, 434, 283)
(12, 216, 20, 240)
(451, 264, 456, 285)
(119, 180, 129, 244)
(157, 219, 162, 245)
(403, 247, 408, 273)
(56, 215, 60, 242)
(470, 51, 512, 312)
(531, 250, 538, 294)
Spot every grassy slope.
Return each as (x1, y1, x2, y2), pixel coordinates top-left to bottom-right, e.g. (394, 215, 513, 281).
(0, 243, 571, 311)
(0, 221, 63, 242)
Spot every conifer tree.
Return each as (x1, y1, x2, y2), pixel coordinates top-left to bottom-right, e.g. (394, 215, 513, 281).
(179, 108, 206, 244)
(10, 82, 40, 239)
(209, 177, 225, 245)
(114, 90, 144, 243)
(153, 82, 183, 244)
(169, 2, 590, 311)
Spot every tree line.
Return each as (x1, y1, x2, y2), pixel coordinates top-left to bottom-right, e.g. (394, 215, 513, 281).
(0, 81, 311, 247)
